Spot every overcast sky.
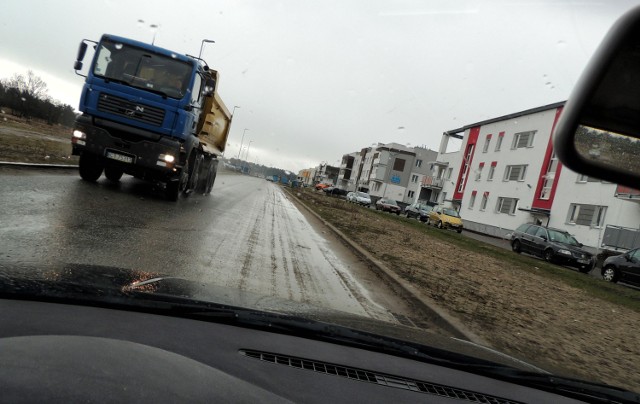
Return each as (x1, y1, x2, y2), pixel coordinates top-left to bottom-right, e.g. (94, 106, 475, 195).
(1, 1, 637, 172)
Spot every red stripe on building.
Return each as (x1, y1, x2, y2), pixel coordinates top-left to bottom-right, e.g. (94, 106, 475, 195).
(479, 162, 485, 167)
(491, 161, 497, 167)
(532, 107, 564, 210)
(453, 126, 480, 201)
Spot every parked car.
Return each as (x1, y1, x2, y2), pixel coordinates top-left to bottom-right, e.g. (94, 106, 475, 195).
(404, 203, 433, 222)
(601, 249, 640, 286)
(346, 191, 372, 206)
(510, 224, 594, 273)
(323, 187, 348, 197)
(314, 183, 331, 190)
(375, 198, 401, 215)
(427, 206, 463, 233)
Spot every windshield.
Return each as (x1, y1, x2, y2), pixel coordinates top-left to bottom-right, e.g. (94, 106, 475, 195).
(1, 0, 639, 397)
(548, 229, 580, 246)
(93, 38, 192, 99)
(443, 209, 460, 218)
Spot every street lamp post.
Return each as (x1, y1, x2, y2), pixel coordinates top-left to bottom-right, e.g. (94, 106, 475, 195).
(245, 141, 253, 161)
(237, 128, 249, 160)
(198, 39, 216, 59)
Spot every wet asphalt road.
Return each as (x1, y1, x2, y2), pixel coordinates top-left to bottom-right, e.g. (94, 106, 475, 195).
(0, 167, 420, 325)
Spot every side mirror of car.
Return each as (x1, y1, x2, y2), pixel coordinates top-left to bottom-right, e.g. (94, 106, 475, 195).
(554, 6, 640, 189)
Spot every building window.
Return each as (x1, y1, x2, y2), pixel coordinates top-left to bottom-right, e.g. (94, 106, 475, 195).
(480, 192, 489, 211)
(540, 152, 558, 200)
(445, 167, 453, 180)
(495, 132, 504, 151)
(487, 163, 496, 181)
(441, 192, 447, 203)
(408, 190, 415, 198)
(567, 204, 607, 227)
(475, 163, 484, 181)
(483, 135, 492, 153)
(504, 164, 527, 181)
(511, 131, 536, 149)
(469, 192, 477, 209)
(411, 174, 419, 183)
(393, 158, 406, 171)
(415, 159, 422, 168)
(496, 197, 519, 215)
(577, 174, 601, 183)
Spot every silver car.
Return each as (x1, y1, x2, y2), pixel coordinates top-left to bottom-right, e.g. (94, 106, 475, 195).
(347, 191, 371, 206)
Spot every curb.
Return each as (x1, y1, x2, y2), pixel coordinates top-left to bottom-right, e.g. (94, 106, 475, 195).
(285, 189, 490, 347)
(0, 161, 78, 169)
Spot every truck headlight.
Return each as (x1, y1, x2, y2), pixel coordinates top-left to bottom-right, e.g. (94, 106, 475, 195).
(159, 154, 175, 163)
(72, 130, 86, 140)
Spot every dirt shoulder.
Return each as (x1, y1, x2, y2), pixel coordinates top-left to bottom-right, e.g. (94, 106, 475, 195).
(0, 115, 77, 164)
(289, 187, 640, 393)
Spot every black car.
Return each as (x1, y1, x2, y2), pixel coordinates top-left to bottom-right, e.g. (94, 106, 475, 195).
(322, 186, 348, 197)
(601, 249, 640, 286)
(510, 224, 594, 273)
(403, 203, 433, 222)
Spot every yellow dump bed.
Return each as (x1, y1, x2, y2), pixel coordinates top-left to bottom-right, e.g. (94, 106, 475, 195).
(196, 70, 231, 157)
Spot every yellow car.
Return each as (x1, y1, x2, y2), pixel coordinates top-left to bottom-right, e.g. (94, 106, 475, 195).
(428, 206, 463, 233)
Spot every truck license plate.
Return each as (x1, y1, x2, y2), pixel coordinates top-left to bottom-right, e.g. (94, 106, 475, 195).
(106, 151, 134, 164)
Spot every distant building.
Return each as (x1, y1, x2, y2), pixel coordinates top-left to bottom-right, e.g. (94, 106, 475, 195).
(424, 101, 640, 252)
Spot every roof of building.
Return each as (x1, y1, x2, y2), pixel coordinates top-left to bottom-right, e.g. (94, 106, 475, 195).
(444, 101, 566, 137)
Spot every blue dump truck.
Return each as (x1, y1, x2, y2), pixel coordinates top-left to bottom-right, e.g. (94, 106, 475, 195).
(70, 34, 232, 200)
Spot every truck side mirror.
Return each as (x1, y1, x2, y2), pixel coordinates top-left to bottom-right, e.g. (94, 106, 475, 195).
(554, 6, 640, 190)
(75, 42, 88, 70)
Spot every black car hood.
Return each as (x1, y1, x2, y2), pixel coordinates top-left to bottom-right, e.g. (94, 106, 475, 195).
(550, 241, 591, 256)
(0, 262, 548, 373)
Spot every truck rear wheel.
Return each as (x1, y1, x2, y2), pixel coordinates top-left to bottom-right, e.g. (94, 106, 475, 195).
(205, 161, 217, 194)
(79, 153, 103, 182)
(195, 157, 211, 194)
(184, 153, 203, 196)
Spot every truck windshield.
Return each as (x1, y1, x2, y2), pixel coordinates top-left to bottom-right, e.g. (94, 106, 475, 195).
(93, 39, 193, 100)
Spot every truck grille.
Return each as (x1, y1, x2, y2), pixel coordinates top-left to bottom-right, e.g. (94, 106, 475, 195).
(97, 93, 165, 126)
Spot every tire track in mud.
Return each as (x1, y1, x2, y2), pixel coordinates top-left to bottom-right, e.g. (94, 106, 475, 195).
(268, 187, 294, 300)
(273, 192, 307, 303)
(316, 245, 388, 320)
(277, 193, 322, 302)
(237, 193, 267, 290)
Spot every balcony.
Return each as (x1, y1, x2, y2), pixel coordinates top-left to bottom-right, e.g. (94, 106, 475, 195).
(421, 176, 444, 189)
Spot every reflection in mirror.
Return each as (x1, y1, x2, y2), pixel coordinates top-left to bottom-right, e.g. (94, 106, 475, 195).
(575, 125, 640, 175)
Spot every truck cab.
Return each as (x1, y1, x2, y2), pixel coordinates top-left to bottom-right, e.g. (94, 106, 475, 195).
(71, 34, 228, 200)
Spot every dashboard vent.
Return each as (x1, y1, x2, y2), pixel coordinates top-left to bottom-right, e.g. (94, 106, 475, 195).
(239, 350, 522, 403)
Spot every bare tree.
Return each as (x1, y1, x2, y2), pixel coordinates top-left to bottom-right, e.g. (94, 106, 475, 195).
(1, 70, 48, 100)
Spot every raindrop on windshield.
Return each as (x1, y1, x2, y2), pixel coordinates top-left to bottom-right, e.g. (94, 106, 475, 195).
(137, 19, 145, 27)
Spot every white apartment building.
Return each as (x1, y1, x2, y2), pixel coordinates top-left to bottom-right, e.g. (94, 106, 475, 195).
(413, 101, 640, 252)
(349, 143, 437, 205)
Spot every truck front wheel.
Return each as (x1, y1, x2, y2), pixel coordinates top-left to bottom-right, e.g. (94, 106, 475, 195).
(79, 153, 103, 182)
(104, 166, 123, 182)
